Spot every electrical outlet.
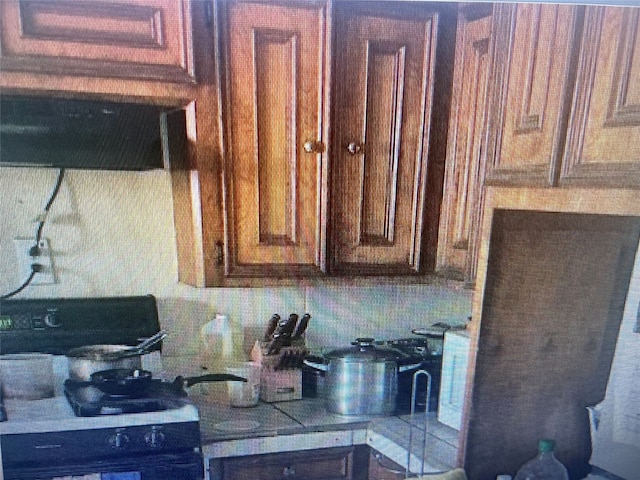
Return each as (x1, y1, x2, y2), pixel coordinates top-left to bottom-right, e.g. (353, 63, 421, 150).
(13, 238, 56, 286)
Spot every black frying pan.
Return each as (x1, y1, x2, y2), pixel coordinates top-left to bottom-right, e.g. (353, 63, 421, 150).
(87, 368, 246, 397)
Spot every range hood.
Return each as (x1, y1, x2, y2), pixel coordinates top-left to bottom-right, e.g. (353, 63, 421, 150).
(0, 95, 186, 170)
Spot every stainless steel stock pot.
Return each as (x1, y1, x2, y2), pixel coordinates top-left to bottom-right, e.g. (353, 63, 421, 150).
(304, 338, 420, 415)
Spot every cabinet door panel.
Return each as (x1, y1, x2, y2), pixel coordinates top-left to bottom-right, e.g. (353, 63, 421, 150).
(484, 4, 580, 186)
(562, 6, 640, 188)
(211, 447, 358, 480)
(222, 0, 327, 275)
(332, 8, 438, 274)
(437, 7, 491, 284)
(0, 0, 195, 82)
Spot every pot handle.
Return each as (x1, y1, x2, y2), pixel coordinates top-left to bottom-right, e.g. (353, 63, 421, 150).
(398, 361, 423, 373)
(303, 354, 328, 372)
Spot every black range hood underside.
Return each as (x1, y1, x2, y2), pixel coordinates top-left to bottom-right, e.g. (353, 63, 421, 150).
(0, 96, 185, 171)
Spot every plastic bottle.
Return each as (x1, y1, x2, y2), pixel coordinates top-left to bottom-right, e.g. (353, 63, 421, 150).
(514, 439, 569, 480)
(200, 314, 234, 370)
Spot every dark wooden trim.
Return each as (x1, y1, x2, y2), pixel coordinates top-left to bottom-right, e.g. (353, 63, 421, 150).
(0, 56, 196, 83)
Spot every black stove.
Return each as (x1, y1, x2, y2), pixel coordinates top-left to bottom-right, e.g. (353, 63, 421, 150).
(0, 295, 205, 480)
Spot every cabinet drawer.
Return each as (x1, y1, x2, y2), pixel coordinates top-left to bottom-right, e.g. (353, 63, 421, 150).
(211, 447, 358, 480)
(0, 0, 195, 82)
(368, 450, 406, 480)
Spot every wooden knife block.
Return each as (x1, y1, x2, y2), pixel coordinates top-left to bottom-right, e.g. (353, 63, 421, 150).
(251, 340, 306, 402)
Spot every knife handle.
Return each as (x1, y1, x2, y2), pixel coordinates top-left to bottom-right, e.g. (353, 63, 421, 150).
(281, 313, 299, 336)
(263, 314, 280, 341)
(292, 313, 310, 338)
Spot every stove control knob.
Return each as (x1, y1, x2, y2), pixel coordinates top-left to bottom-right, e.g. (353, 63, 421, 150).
(144, 426, 165, 449)
(44, 310, 61, 328)
(107, 430, 130, 449)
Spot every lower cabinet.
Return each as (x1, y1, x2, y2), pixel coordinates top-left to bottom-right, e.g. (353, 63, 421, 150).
(367, 450, 406, 480)
(208, 446, 369, 480)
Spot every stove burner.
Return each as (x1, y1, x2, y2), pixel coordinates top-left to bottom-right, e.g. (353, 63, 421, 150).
(64, 379, 189, 417)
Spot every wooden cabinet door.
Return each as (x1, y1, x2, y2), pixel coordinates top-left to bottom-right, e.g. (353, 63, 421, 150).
(368, 450, 405, 480)
(209, 446, 367, 480)
(437, 5, 492, 284)
(562, 6, 640, 188)
(331, 5, 441, 274)
(484, 4, 582, 186)
(0, 0, 195, 82)
(221, 0, 329, 276)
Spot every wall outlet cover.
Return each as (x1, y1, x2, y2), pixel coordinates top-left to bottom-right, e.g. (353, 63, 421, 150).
(13, 237, 56, 286)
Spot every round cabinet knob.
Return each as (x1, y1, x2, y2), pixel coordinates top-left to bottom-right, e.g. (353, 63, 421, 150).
(283, 466, 296, 477)
(107, 430, 130, 449)
(346, 142, 363, 155)
(144, 426, 165, 449)
(303, 140, 325, 154)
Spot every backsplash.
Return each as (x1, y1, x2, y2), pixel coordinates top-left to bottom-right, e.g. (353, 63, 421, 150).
(157, 282, 472, 360)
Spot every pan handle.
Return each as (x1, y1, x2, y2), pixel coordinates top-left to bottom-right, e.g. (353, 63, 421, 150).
(178, 374, 247, 388)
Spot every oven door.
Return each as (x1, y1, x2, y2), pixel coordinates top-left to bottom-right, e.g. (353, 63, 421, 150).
(3, 450, 204, 480)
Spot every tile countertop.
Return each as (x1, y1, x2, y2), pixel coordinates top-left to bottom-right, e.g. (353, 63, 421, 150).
(164, 356, 459, 471)
(190, 394, 459, 473)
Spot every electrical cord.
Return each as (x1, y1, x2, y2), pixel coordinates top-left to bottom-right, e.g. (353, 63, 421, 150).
(1, 168, 66, 300)
(32, 168, 65, 256)
(0, 267, 41, 301)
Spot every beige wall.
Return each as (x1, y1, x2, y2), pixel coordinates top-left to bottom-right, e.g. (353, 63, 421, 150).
(0, 168, 472, 359)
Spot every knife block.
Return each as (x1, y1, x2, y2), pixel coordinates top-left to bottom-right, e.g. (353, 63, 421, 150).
(250, 340, 305, 402)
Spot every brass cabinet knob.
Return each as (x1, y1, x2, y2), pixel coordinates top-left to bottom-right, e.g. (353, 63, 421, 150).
(346, 142, 363, 155)
(303, 140, 325, 153)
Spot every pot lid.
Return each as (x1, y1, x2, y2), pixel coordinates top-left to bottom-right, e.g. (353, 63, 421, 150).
(66, 344, 136, 361)
(325, 338, 400, 362)
(412, 322, 467, 338)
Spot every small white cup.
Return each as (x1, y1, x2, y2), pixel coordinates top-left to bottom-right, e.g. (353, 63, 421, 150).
(226, 361, 260, 407)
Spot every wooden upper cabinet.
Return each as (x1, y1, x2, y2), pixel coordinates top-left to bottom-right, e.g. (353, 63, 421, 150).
(220, 0, 329, 276)
(562, 6, 640, 188)
(330, 4, 442, 275)
(0, 0, 195, 83)
(484, 3, 582, 186)
(437, 5, 492, 284)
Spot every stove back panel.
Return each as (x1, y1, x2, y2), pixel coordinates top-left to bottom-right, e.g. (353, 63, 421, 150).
(0, 295, 161, 355)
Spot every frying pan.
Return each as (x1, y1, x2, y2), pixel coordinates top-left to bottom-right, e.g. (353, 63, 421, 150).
(86, 368, 247, 397)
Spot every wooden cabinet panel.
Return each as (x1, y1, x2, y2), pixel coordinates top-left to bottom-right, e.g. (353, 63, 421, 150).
(209, 446, 368, 480)
(484, 4, 581, 186)
(437, 5, 491, 284)
(221, 0, 328, 276)
(331, 5, 441, 274)
(562, 6, 640, 188)
(368, 450, 405, 480)
(461, 202, 640, 480)
(0, 0, 195, 82)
